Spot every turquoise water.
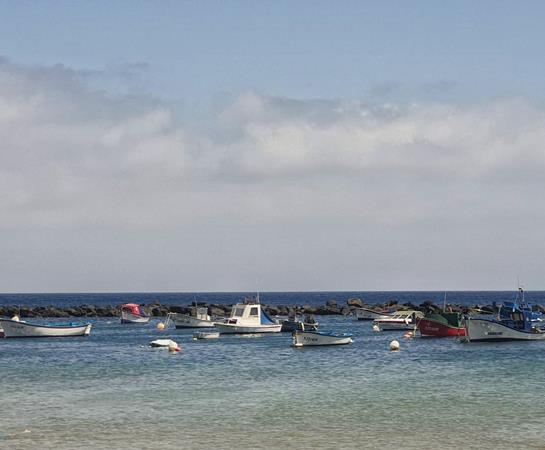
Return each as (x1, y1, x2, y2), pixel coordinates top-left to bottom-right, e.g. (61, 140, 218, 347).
(2, 316, 545, 450)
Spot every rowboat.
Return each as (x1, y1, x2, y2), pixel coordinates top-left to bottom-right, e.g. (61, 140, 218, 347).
(291, 330, 353, 347)
(193, 331, 220, 340)
(121, 303, 150, 324)
(0, 317, 92, 338)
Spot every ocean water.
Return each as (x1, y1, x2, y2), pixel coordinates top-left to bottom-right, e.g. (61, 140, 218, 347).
(2, 313, 545, 450)
(2, 290, 545, 308)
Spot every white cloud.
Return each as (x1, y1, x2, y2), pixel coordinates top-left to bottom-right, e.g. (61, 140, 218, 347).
(1, 59, 545, 291)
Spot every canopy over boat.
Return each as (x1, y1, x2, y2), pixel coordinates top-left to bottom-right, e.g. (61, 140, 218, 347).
(121, 303, 147, 317)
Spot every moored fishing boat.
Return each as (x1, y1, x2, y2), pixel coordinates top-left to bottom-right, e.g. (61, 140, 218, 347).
(463, 288, 545, 342)
(291, 329, 353, 347)
(353, 307, 394, 321)
(121, 303, 150, 324)
(214, 296, 281, 334)
(0, 316, 92, 338)
(280, 312, 318, 332)
(171, 305, 215, 328)
(373, 310, 423, 331)
(418, 311, 466, 337)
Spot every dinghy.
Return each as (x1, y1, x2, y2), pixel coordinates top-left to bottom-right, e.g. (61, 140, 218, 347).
(291, 329, 353, 347)
(193, 331, 220, 340)
(0, 316, 92, 338)
(120, 303, 150, 324)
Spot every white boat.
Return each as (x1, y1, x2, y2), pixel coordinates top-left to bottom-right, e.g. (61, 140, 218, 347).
(291, 330, 353, 347)
(463, 289, 545, 342)
(353, 307, 394, 321)
(193, 331, 220, 340)
(149, 339, 178, 347)
(0, 317, 92, 338)
(214, 297, 282, 334)
(121, 303, 150, 324)
(172, 306, 215, 328)
(373, 310, 423, 331)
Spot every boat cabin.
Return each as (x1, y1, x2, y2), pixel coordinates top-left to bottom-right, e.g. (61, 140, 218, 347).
(190, 306, 210, 321)
(226, 303, 277, 326)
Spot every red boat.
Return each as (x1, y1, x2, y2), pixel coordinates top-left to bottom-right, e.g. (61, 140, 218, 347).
(418, 312, 466, 337)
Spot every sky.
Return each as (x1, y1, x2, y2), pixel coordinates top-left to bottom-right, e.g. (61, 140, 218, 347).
(1, 1, 545, 292)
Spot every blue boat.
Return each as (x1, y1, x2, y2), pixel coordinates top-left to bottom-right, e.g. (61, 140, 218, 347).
(463, 288, 545, 342)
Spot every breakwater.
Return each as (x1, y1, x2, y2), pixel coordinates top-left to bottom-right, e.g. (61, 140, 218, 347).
(2, 297, 542, 318)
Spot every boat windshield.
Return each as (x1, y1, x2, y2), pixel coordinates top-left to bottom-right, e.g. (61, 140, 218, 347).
(233, 307, 245, 317)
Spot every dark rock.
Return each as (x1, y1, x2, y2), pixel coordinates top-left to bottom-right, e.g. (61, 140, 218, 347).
(326, 299, 337, 307)
(347, 297, 363, 307)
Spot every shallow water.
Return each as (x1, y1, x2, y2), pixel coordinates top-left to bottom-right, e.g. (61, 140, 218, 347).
(1, 316, 545, 450)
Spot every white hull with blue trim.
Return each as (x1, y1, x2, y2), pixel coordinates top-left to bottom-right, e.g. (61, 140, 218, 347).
(292, 330, 353, 347)
(463, 318, 545, 342)
(0, 319, 92, 338)
(214, 299, 281, 334)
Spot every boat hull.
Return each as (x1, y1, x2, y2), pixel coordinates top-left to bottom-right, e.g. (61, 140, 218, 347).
(374, 321, 417, 331)
(354, 308, 392, 321)
(464, 318, 545, 342)
(193, 331, 220, 340)
(0, 319, 92, 338)
(174, 315, 215, 328)
(292, 331, 353, 347)
(215, 323, 282, 334)
(418, 318, 466, 337)
(121, 311, 150, 324)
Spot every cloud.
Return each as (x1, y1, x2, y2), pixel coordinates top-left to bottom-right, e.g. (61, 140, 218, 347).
(2, 58, 545, 290)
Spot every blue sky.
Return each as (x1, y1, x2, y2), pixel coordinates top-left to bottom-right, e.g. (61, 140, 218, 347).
(1, 2, 545, 292)
(2, 1, 544, 102)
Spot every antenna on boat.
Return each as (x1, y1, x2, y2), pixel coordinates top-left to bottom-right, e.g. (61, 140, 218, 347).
(255, 279, 260, 304)
(443, 291, 447, 313)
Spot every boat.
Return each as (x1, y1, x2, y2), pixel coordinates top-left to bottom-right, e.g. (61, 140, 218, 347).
(291, 329, 353, 347)
(373, 310, 424, 331)
(280, 312, 318, 332)
(418, 311, 466, 337)
(171, 305, 215, 328)
(0, 316, 92, 338)
(353, 307, 394, 321)
(463, 288, 545, 342)
(120, 303, 150, 324)
(214, 296, 282, 334)
(149, 339, 178, 348)
(193, 331, 220, 340)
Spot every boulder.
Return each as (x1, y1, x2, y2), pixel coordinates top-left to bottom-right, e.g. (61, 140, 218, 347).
(326, 299, 337, 307)
(347, 297, 363, 307)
